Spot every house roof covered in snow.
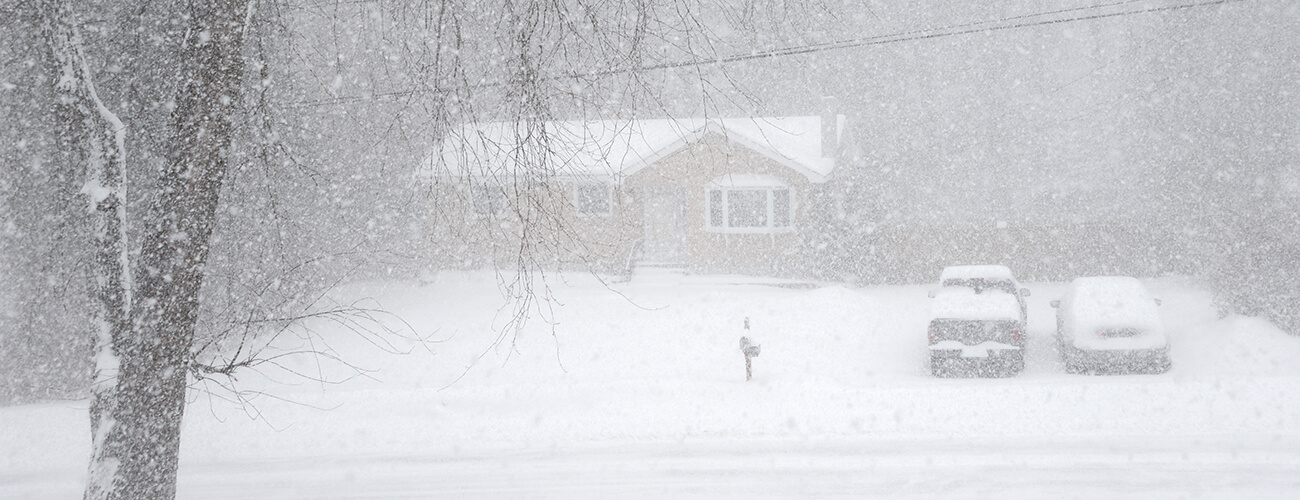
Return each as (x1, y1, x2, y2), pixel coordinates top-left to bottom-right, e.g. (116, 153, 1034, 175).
(419, 116, 844, 184)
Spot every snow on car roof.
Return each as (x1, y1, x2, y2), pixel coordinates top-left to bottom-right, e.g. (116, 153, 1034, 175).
(930, 288, 1022, 321)
(1065, 276, 1164, 334)
(939, 265, 1017, 283)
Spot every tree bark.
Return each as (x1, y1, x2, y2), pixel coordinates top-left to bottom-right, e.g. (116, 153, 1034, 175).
(37, 0, 130, 497)
(76, 0, 251, 498)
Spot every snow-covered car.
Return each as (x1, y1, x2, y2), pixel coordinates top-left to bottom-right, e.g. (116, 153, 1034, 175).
(928, 288, 1026, 377)
(929, 265, 1031, 322)
(1050, 276, 1171, 375)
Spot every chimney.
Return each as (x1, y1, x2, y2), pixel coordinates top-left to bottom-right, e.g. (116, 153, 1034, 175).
(820, 96, 838, 158)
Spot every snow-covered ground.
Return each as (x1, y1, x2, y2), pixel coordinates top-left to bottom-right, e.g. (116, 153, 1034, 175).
(4, 271, 1300, 499)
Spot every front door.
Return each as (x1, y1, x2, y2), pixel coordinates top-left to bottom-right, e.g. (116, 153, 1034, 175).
(642, 186, 685, 263)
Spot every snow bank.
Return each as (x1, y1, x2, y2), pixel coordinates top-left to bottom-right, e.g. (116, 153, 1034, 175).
(3, 274, 1300, 498)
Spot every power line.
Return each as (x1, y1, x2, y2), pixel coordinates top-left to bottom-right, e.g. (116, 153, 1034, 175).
(636, 0, 1241, 72)
(290, 0, 1246, 108)
(643, 0, 1157, 69)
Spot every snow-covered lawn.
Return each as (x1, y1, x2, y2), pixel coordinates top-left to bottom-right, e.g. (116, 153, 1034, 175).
(4, 271, 1300, 498)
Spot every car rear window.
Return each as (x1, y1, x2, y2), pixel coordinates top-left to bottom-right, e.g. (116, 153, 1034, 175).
(941, 278, 1017, 294)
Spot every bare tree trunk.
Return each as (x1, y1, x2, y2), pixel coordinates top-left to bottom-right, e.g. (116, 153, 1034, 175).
(37, 0, 131, 497)
(74, 0, 250, 498)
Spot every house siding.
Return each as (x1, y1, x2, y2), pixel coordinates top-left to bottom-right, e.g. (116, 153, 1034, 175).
(624, 132, 818, 274)
(419, 180, 639, 273)
(422, 129, 828, 276)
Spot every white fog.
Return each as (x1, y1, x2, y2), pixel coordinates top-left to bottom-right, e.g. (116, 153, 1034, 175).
(1, 1, 1298, 498)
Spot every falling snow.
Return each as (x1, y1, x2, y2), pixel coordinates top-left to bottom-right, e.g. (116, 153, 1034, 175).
(2, 0, 1298, 498)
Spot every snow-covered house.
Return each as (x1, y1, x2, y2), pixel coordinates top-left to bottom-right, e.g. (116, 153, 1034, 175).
(419, 116, 847, 274)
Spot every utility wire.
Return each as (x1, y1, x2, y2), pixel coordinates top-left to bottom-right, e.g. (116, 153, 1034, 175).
(290, 0, 1247, 108)
(632, 0, 1242, 72)
(655, 0, 1156, 67)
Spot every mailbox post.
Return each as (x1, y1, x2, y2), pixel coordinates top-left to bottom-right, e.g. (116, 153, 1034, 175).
(739, 317, 761, 381)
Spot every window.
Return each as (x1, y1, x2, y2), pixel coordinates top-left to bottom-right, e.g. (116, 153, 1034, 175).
(772, 188, 790, 227)
(727, 189, 767, 228)
(573, 182, 612, 217)
(705, 186, 794, 233)
(470, 184, 506, 217)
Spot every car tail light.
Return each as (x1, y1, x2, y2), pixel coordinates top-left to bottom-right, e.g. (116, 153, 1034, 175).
(1013, 329, 1022, 343)
(928, 325, 937, 344)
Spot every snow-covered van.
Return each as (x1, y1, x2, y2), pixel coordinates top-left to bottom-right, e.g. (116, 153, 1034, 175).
(930, 265, 1031, 322)
(1050, 276, 1171, 375)
(927, 288, 1026, 377)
